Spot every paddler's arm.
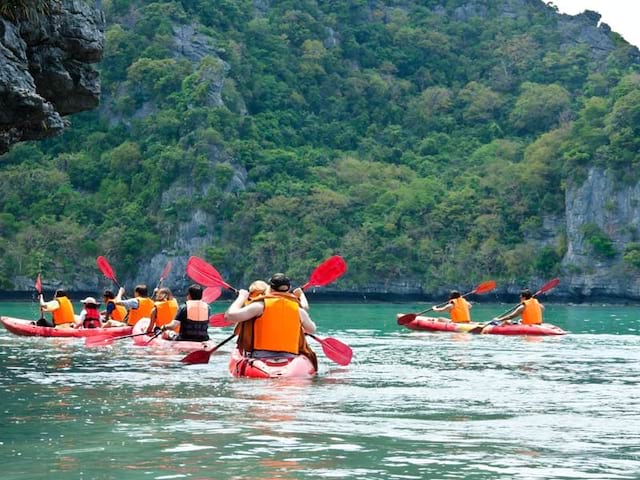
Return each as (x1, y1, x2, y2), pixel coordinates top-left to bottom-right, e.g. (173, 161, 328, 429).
(299, 308, 316, 334)
(494, 304, 524, 323)
(293, 287, 309, 310)
(225, 289, 264, 323)
(432, 302, 453, 312)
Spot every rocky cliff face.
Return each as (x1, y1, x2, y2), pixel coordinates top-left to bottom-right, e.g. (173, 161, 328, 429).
(562, 168, 640, 299)
(0, 0, 104, 154)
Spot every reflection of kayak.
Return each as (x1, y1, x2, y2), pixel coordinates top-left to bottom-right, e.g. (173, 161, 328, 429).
(396, 315, 480, 333)
(0, 316, 132, 338)
(397, 315, 567, 336)
(229, 348, 317, 378)
(131, 318, 213, 352)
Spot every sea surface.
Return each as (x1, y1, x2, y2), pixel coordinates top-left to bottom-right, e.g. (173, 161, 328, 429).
(1, 301, 639, 479)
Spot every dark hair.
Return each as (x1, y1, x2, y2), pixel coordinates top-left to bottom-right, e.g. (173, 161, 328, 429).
(188, 284, 203, 300)
(520, 288, 533, 299)
(134, 285, 148, 297)
(269, 273, 291, 292)
(449, 290, 461, 299)
(54, 289, 68, 298)
(103, 289, 115, 299)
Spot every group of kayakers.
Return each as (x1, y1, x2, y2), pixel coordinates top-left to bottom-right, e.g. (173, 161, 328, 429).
(36, 273, 318, 364)
(432, 288, 544, 325)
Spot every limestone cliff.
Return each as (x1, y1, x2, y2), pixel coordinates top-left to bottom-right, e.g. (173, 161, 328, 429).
(0, 0, 104, 154)
(562, 169, 640, 300)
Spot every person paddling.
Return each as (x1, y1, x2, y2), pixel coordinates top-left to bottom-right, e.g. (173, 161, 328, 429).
(38, 289, 76, 328)
(73, 297, 102, 329)
(102, 290, 127, 324)
(103, 285, 154, 328)
(161, 284, 210, 341)
(224, 274, 317, 366)
(431, 290, 473, 323)
(147, 287, 178, 333)
(491, 288, 544, 325)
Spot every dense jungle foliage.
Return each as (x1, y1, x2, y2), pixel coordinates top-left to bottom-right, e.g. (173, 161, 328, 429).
(1, 0, 639, 291)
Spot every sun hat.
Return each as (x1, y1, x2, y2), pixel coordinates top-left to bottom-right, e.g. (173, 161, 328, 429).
(80, 296, 100, 305)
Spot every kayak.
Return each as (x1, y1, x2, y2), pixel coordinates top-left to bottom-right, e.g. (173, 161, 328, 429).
(228, 348, 317, 378)
(479, 323, 567, 335)
(0, 316, 132, 338)
(396, 315, 480, 333)
(397, 315, 567, 336)
(131, 318, 213, 352)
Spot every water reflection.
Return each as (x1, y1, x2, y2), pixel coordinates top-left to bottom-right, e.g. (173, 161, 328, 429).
(1, 303, 640, 479)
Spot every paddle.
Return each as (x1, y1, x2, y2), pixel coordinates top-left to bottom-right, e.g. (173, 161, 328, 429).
(209, 312, 233, 327)
(468, 278, 560, 334)
(180, 333, 236, 364)
(181, 255, 349, 365)
(85, 330, 151, 347)
(202, 286, 222, 303)
(155, 260, 173, 291)
(306, 333, 353, 366)
(35, 273, 45, 322)
(397, 280, 497, 326)
(144, 328, 164, 345)
(185, 257, 236, 292)
(97, 256, 121, 288)
(300, 255, 348, 290)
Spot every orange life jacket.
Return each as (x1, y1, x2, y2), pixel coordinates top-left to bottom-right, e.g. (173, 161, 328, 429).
(107, 299, 127, 321)
(154, 298, 178, 328)
(450, 298, 471, 323)
(128, 297, 154, 326)
(252, 295, 301, 354)
(52, 296, 75, 326)
(521, 298, 542, 325)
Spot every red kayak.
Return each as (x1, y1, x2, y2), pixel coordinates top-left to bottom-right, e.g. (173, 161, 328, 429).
(479, 323, 566, 335)
(1, 316, 132, 338)
(397, 314, 567, 336)
(131, 318, 214, 352)
(396, 315, 480, 333)
(228, 348, 317, 378)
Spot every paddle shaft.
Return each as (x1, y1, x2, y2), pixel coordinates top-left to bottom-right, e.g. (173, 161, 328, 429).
(35, 274, 45, 321)
(87, 330, 149, 346)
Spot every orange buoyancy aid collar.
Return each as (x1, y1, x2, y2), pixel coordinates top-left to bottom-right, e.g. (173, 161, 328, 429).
(154, 298, 179, 327)
(52, 296, 75, 325)
(521, 298, 542, 325)
(107, 299, 127, 321)
(186, 300, 209, 321)
(253, 296, 301, 354)
(450, 297, 471, 323)
(128, 297, 155, 326)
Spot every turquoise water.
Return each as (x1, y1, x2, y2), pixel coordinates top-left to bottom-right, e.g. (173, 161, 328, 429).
(1, 301, 639, 479)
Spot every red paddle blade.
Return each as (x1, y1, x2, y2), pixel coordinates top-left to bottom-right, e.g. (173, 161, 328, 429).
(35, 274, 42, 294)
(186, 256, 233, 290)
(202, 286, 222, 303)
(180, 349, 212, 364)
(397, 313, 417, 326)
(97, 256, 117, 283)
(473, 280, 497, 295)
(160, 260, 173, 281)
(209, 313, 234, 327)
(301, 255, 347, 290)
(307, 334, 352, 366)
(536, 278, 560, 296)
